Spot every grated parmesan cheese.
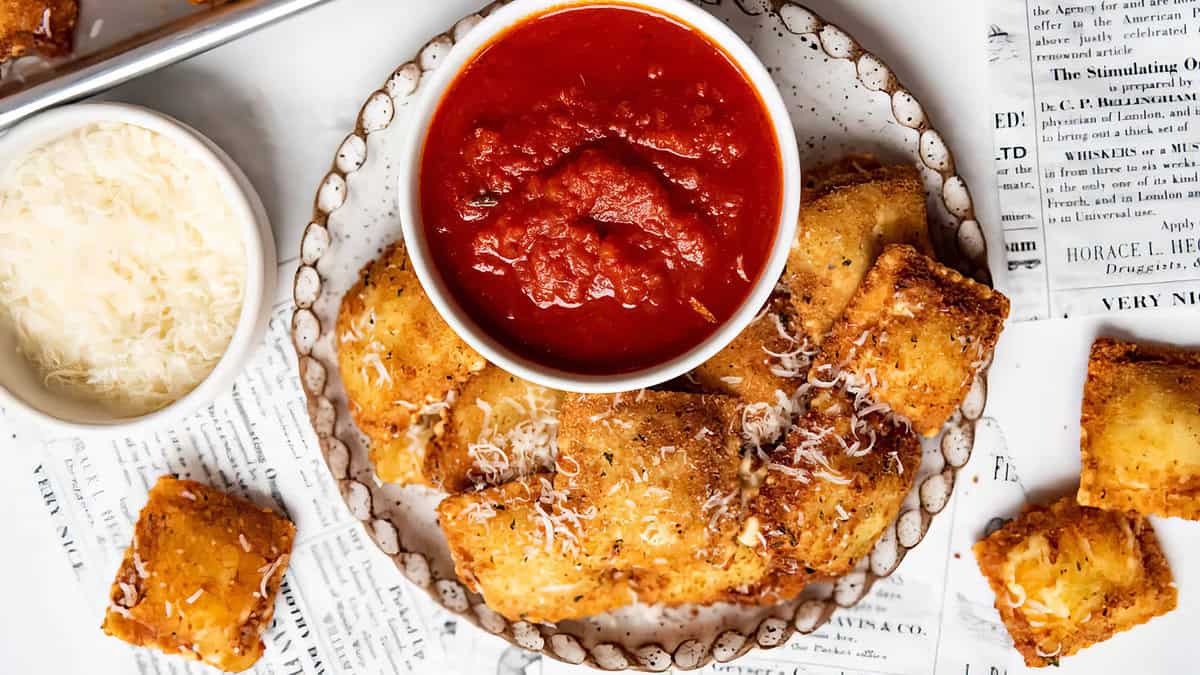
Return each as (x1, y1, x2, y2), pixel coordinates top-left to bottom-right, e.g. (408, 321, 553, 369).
(467, 385, 560, 486)
(0, 123, 246, 417)
(530, 478, 597, 555)
(257, 557, 284, 600)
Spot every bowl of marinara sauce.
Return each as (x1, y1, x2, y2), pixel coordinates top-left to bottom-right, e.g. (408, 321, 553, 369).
(399, 0, 801, 393)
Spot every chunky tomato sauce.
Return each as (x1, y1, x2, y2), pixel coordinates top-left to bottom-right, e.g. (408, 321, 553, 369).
(420, 4, 782, 374)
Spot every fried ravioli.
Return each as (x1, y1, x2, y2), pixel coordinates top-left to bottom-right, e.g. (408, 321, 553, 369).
(1078, 338, 1200, 520)
(1, 0, 76, 62)
(424, 365, 563, 492)
(785, 156, 932, 345)
(556, 391, 764, 606)
(973, 498, 1176, 668)
(336, 242, 485, 485)
(692, 298, 811, 405)
(742, 389, 921, 602)
(812, 244, 1009, 437)
(437, 391, 763, 622)
(102, 477, 295, 672)
(438, 477, 618, 622)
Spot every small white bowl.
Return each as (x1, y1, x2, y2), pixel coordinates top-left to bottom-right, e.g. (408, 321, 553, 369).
(0, 102, 276, 433)
(398, 0, 801, 394)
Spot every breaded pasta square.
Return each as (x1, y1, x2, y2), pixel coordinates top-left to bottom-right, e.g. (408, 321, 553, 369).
(973, 497, 1176, 668)
(437, 391, 763, 622)
(1078, 338, 1200, 519)
(102, 476, 295, 672)
(785, 156, 932, 345)
(740, 389, 921, 603)
(812, 244, 1009, 436)
(424, 365, 563, 492)
(692, 298, 811, 407)
(336, 242, 485, 485)
(556, 391, 764, 605)
(438, 477, 621, 623)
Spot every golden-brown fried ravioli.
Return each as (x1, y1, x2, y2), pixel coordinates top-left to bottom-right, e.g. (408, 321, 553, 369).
(425, 365, 563, 492)
(1078, 337, 1200, 520)
(101, 477, 295, 672)
(1, 0, 76, 62)
(973, 498, 1176, 667)
(786, 156, 932, 345)
(437, 477, 616, 622)
(692, 298, 811, 406)
(336, 242, 485, 485)
(437, 391, 764, 622)
(741, 389, 920, 602)
(812, 244, 1009, 437)
(556, 391, 765, 605)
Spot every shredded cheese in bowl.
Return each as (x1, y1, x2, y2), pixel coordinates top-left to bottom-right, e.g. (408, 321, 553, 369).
(0, 122, 246, 417)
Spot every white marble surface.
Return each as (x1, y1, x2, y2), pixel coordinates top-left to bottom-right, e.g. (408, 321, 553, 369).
(0, 1, 1008, 673)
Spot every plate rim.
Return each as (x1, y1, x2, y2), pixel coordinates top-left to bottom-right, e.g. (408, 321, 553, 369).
(289, 1, 994, 670)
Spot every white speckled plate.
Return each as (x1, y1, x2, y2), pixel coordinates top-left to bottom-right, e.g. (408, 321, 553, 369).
(290, 1, 993, 670)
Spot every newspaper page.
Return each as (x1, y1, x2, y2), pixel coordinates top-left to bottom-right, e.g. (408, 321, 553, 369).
(3, 261, 444, 675)
(987, 0, 1200, 321)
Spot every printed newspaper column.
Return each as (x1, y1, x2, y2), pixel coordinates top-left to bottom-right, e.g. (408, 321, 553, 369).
(988, 0, 1200, 320)
(11, 292, 445, 675)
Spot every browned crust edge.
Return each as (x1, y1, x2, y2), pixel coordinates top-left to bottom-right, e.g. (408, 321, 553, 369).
(1078, 337, 1200, 519)
(972, 498, 1176, 667)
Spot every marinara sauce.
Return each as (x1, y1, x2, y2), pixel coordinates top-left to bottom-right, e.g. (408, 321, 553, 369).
(420, 4, 782, 374)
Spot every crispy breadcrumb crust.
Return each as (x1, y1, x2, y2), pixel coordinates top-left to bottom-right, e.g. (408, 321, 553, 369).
(101, 477, 295, 672)
(692, 297, 806, 404)
(438, 391, 763, 622)
(739, 389, 921, 602)
(785, 156, 933, 345)
(438, 477, 620, 622)
(425, 365, 563, 492)
(813, 244, 1009, 436)
(973, 498, 1176, 668)
(556, 392, 764, 606)
(1078, 337, 1200, 519)
(336, 242, 485, 485)
(1, 1, 76, 62)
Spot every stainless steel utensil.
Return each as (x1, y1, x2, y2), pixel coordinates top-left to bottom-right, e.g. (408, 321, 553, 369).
(0, 0, 330, 130)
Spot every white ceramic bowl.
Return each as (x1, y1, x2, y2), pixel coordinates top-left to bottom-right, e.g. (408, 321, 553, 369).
(399, 0, 801, 394)
(0, 102, 276, 433)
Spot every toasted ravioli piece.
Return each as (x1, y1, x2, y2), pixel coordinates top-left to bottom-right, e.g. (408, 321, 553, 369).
(743, 389, 921, 602)
(973, 498, 1176, 667)
(102, 477, 295, 672)
(812, 244, 1009, 436)
(438, 391, 763, 621)
(425, 365, 564, 492)
(692, 299, 811, 405)
(337, 243, 485, 484)
(1, 1, 76, 62)
(438, 478, 622, 622)
(1078, 338, 1200, 519)
(557, 392, 765, 605)
(786, 157, 932, 345)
